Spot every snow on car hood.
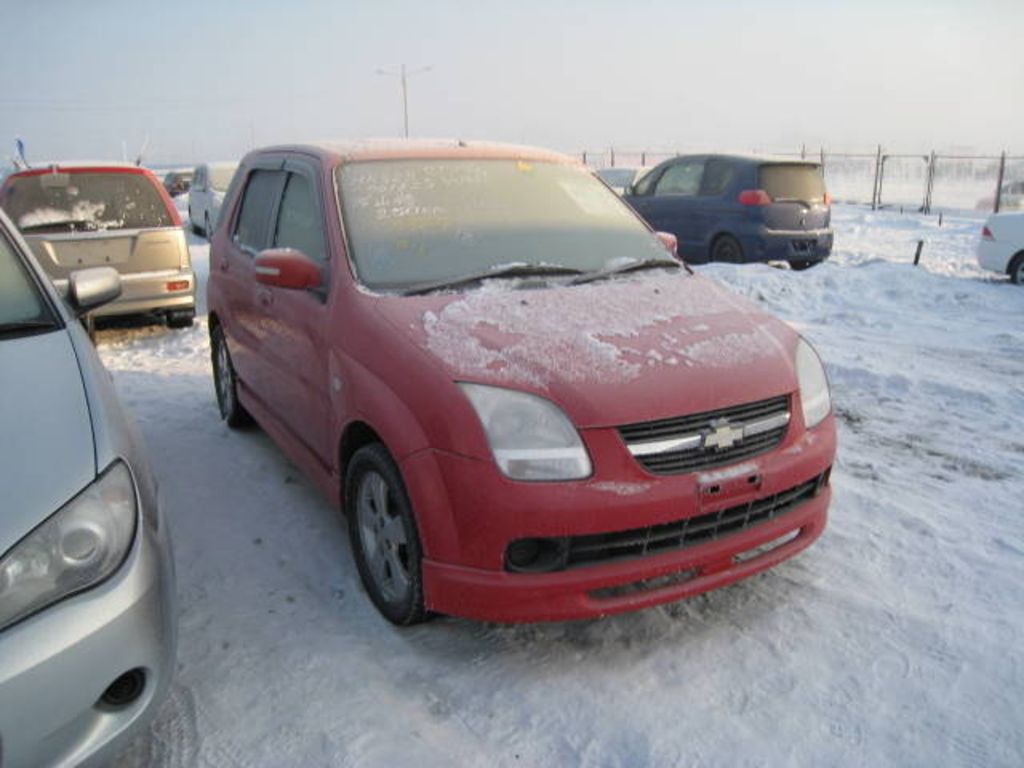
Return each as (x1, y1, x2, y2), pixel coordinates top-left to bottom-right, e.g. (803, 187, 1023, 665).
(372, 271, 800, 428)
(0, 330, 95, 555)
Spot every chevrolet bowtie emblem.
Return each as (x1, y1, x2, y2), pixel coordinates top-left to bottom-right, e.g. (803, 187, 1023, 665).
(703, 421, 744, 451)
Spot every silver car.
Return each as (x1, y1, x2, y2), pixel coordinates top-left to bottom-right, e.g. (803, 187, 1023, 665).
(0, 163, 196, 328)
(0, 210, 176, 767)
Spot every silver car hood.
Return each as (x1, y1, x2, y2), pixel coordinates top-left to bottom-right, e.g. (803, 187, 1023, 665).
(0, 329, 95, 556)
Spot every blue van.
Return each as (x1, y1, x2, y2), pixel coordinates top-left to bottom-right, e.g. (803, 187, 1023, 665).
(622, 155, 833, 269)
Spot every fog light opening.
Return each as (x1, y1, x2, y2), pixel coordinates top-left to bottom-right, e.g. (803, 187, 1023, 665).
(505, 537, 569, 573)
(99, 668, 146, 710)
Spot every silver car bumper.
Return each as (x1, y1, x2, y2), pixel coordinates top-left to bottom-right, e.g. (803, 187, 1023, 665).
(54, 269, 197, 318)
(0, 501, 176, 768)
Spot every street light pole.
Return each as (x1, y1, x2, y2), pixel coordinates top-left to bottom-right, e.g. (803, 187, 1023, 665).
(376, 64, 432, 138)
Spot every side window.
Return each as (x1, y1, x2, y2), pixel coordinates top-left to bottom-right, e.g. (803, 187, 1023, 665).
(633, 166, 661, 197)
(194, 167, 205, 190)
(700, 159, 735, 196)
(274, 173, 327, 264)
(233, 170, 285, 252)
(654, 160, 704, 197)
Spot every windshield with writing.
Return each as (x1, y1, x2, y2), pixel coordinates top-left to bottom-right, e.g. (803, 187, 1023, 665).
(337, 159, 666, 291)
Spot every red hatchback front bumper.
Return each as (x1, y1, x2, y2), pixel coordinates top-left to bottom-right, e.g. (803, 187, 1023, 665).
(423, 487, 828, 622)
(403, 416, 836, 623)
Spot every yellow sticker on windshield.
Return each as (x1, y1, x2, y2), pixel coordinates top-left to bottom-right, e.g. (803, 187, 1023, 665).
(516, 161, 533, 173)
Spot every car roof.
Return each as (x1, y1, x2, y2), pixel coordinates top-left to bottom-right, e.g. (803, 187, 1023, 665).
(655, 153, 821, 167)
(6, 161, 154, 178)
(247, 139, 579, 167)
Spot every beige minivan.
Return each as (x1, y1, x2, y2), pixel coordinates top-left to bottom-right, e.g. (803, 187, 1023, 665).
(0, 163, 196, 327)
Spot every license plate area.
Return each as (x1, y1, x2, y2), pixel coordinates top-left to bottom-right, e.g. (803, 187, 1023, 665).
(698, 468, 763, 513)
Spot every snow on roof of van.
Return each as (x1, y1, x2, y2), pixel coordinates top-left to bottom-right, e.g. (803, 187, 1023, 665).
(19, 160, 142, 170)
(252, 139, 578, 165)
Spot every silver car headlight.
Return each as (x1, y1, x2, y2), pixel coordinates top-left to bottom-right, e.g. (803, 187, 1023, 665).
(796, 338, 831, 429)
(460, 383, 592, 481)
(0, 461, 137, 632)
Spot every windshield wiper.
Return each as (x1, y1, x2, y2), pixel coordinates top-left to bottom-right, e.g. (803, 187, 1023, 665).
(571, 257, 681, 286)
(19, 219, 100, 234)
(0, 319, 57, 337)
(402, 263, 585, 296)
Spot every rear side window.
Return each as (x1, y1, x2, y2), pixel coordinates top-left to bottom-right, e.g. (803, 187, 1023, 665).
(274, 173, 326, 264)
(1, 171, 173, 233)
(234, 170, 285, 251)
(654, 160, 704, 196)
(700, 159, 735, 196)
(759, 164, 826, 203)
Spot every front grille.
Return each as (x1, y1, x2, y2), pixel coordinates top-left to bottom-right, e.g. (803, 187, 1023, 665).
(565, 472, 826, 570)
(618, 395, 791, 475)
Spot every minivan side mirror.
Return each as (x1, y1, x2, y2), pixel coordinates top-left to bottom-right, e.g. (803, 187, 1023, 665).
(68, 267, 122, 315)
(623, 183, 635, 197)
(254, 248, 323, 290)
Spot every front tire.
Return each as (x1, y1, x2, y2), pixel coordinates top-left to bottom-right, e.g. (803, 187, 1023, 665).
(710, 234, 744, 263)
(1008, 252, 1024, 285)
(211, 324, 252, 427)
(346, 444, 428, 626)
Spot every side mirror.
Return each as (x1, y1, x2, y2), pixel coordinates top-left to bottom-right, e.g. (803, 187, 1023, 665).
(655, 231, 679, 258)
(68, 267, 121, 315)
(254, 248, 323, 290)
(623, 183, 635, 197)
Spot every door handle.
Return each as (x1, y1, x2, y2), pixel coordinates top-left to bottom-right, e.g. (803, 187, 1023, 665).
(257, 289, 273, 308)
(219, 257, 229, 272)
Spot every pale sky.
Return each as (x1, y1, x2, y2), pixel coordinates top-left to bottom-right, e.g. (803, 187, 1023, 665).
(1, 0, 1021, 165)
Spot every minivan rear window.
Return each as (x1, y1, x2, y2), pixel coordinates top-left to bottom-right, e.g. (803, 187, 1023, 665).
(1, 171, 174, 233)
(759, 164, 826, 204)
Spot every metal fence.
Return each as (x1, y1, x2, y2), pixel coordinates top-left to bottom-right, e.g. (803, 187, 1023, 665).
(581, 147, 1024, 215)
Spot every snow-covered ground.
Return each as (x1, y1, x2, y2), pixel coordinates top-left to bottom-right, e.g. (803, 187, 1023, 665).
(107, 204, 1023, 767)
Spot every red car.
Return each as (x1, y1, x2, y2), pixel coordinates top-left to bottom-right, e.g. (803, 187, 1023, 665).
(207, 140, 836, 625)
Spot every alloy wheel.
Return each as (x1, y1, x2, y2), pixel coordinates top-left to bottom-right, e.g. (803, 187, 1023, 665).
(356, 471, 411, 604)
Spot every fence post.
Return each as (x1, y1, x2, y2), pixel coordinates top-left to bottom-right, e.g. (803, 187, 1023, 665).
(610, 147, 616, 168)
(582, 150, 587, 165)
(922, 151, 936, 214)
(876, 155, 889, 210)
(994, 151, 1006, 213)
(641, 151, 646, 167)
(913, 240, 923, 266)
(801, 143, 806, 160)
(871, 144, 883, 210)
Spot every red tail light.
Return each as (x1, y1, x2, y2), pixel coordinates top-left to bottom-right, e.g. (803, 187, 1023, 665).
(823, 192, 833, 206)
(981, 226, 994, 241)
(166, 280, 190, 292)
(738, 189, 772, 206)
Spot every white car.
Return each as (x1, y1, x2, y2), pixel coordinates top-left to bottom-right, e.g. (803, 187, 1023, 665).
(187, 161, 237, 237)
(977, 212, 1024, 284)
